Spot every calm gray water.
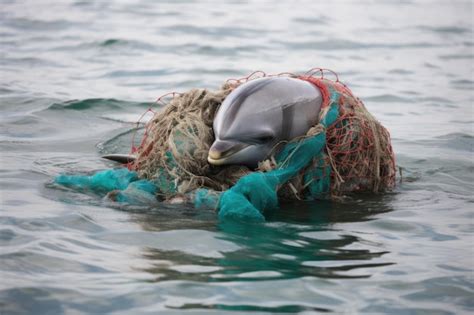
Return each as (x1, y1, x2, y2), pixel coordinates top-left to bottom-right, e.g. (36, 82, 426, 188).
(1, 1, 473, 314)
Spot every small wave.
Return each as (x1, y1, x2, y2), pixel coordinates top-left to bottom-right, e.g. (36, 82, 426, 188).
(186, 68, 244, 76)
(449, 120, 473, 125)
(424, 62, 440, 69)
(388, 69, 414, 75)
(292, 16, 331, 25)
(100, 39, 121, 46)
(410, 133, 474, 154)
(435, 132, 473, 141)
(160, 24, 268, 38)
(418, 25, 471, 34)
(47, 99, 151, 111)
(364, 94, 411, 103)
(1, 57, 63, 68)
(417, 96, 452, 103)
(2, 17, 86, 32)
(168, 43, 266, 57)
(451, 79, 473, 85)
(102, 69, 174, 78)
(274, 39, 440, 51)
(450, 79, 474, 90)
(48, 38, 156, 52)
(98, 38, 156, 51)
(440, 54, 473, 60)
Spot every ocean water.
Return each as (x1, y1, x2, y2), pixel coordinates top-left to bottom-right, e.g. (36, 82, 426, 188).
(1, 0, 473, 314)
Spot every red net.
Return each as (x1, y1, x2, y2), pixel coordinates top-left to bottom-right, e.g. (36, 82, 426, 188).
(129, 68, 397, 199)
(301, 75, 396, 194)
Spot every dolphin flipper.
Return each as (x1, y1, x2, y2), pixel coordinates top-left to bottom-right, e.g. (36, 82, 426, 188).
(102, 154, 136, 164)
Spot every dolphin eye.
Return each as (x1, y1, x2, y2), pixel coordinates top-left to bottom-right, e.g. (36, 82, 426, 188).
(255, 134, 273, 144)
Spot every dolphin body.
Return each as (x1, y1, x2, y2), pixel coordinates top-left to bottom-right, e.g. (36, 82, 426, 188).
(208, 77, 323, 168)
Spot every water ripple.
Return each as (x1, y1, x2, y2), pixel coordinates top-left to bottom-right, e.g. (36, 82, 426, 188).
(1, 0, 473, 314)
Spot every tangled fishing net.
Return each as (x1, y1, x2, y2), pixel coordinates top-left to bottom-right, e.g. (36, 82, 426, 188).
(131, 84, 250, 196)
(55, 68, 396, 222)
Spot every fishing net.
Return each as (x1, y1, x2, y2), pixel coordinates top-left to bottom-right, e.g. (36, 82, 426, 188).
(55, 69, 396, 222)
(130, 85, 251, 198)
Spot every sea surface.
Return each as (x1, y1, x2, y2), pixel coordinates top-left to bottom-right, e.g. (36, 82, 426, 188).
(1, 0, 473, 314)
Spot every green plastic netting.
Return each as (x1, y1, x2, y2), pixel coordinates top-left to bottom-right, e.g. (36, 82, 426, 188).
(54, 71, 396, 222)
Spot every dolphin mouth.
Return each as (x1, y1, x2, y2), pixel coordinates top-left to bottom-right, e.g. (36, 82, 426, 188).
(207, 142, 250, 165)
(207, 155, 231, 166)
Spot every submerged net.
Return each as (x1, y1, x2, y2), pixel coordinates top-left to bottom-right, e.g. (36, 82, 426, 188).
(55, 68, 396, 222)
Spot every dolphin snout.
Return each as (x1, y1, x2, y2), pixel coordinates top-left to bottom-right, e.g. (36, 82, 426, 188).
(209, 140, 235, 159)
(208, 140, 248, 165)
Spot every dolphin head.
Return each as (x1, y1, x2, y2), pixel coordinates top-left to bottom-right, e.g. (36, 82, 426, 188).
(208, 78, 282, 168)
(207, 76, 323, 168)
(208, 128, 276, 167)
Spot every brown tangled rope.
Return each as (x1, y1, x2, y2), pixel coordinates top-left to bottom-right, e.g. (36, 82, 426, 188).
(130, 70, 396, 200)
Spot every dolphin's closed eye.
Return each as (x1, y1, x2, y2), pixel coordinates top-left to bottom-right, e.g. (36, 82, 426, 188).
(255, 134, 274, 143)
(243, 133, 274, 145)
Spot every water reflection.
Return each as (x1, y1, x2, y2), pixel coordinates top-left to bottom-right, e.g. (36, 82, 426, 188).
(135, 194, 395, 283)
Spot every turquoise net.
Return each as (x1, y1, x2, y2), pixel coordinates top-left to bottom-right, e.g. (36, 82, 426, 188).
(54, 73, 396, 222)
(217, 103, 338, 221)
(54, 103, 338, 222)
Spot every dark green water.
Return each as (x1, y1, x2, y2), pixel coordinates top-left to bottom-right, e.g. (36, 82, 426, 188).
(1, 1, 473, 314)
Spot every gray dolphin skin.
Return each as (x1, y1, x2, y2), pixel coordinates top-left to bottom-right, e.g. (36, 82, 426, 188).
(102, 154, 136, 164)
(208, 77, 323, 168)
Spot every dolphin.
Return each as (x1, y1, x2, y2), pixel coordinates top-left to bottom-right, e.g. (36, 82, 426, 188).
(208, 77, 323, 168)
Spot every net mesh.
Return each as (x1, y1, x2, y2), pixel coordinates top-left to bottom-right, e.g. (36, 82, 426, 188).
(131, 84, 251, 199)
(54, 69, 397, 221)
(129, 70, 396, 202)
(300, 76, 396, 196)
